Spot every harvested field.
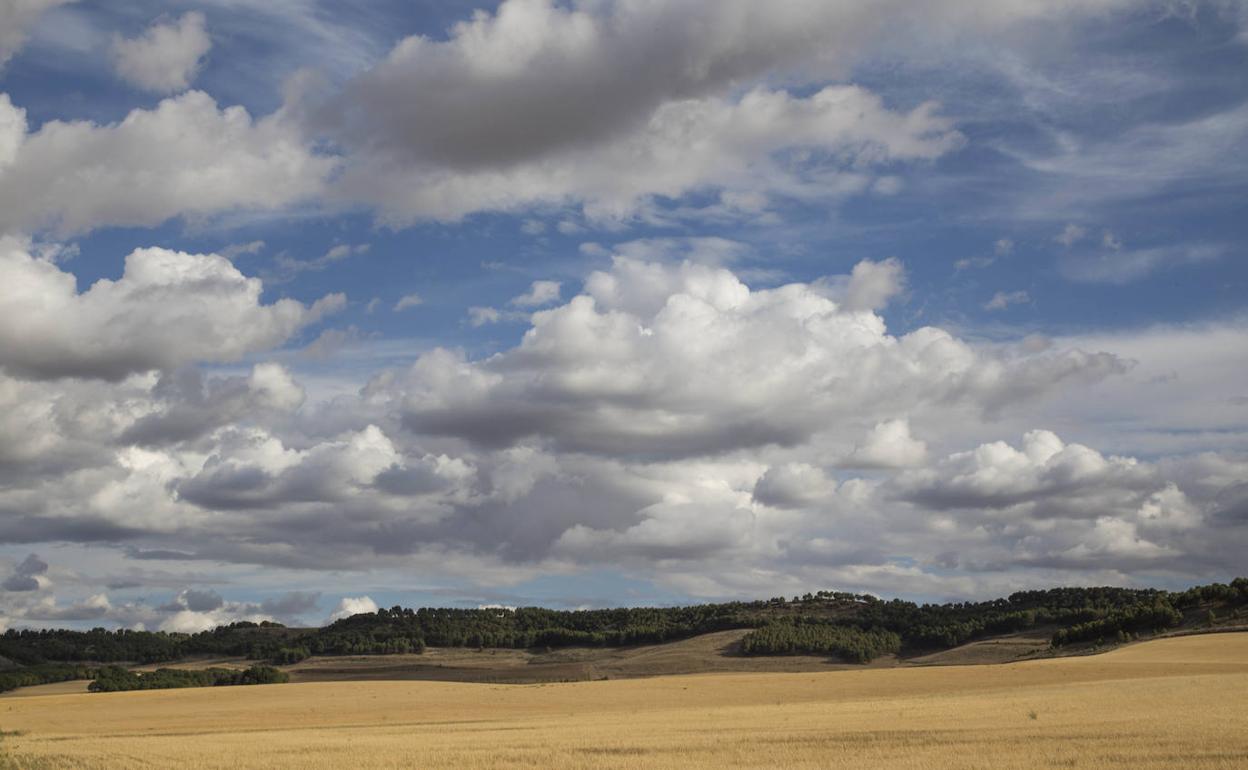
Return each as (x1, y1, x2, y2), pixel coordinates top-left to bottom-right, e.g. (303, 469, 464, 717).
(0, 633, 1244, 769)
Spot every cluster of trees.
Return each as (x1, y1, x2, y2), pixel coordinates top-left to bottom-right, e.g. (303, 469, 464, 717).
(741, 621, 901, 663)
(1051, 602, 1184, 647)
(88, 664, 288, 692)
(1171, 579, 1248, 609)
(270, 646, 312, 665)
(0, 663, 93, 694)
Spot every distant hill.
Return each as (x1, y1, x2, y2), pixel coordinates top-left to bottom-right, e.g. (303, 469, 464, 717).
(1, 578, 1244, 691)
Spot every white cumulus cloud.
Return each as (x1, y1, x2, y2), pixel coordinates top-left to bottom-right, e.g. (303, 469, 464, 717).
(0, 90, 334, 236)
(845, 419, 927, 468)
(112, 11, 212, 94)
(328, 595, 378, 622)
(377, 255, 1124, 457)
(0, 236, 343, 380)
(510, 280, 562, 308)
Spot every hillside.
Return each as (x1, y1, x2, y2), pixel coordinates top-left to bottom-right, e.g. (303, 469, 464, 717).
(282, 629, 889, 685)
(1, 578, 1244, 692)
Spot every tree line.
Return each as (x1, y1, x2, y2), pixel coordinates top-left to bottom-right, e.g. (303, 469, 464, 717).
(88, 664, 288, 692)
(0, 578, 1242, 672)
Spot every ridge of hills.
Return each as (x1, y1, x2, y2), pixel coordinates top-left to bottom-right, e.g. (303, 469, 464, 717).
(2, 578, 1244, 691)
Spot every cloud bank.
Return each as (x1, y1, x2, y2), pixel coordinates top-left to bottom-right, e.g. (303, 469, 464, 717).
(5, 249, 1241, 624)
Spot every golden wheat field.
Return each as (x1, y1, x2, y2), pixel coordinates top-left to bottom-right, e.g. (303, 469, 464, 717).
(0, 633, 1245, 769)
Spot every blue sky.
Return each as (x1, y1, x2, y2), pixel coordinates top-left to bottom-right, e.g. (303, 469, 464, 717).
(0, 0, 1245, 631)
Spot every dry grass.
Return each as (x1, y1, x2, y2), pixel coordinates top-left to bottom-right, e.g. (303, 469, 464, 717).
(0, 634, 1244, 769)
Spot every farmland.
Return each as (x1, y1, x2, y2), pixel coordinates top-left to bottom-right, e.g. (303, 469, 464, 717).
(0, 633, 1244, 769)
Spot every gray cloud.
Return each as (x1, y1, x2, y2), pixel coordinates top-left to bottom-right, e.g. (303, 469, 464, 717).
(124, 548, 199, 562)
(753, 463, 837, 509)
(260, 590, 321, 619)
(330, 0, 860, 169)
(119, 364, 304, 447)
(0, 513, 144, 544)
(2, 553, 48, 591)
(328, 0, 1136, 172)
(176, 425, 403, 511)
(160, 588, 224, 613)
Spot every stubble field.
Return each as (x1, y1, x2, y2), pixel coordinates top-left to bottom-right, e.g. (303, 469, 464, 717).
(0, 633, 1244, 769)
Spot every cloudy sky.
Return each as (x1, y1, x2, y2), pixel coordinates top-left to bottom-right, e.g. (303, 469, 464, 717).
(0, 0, 1245, 632)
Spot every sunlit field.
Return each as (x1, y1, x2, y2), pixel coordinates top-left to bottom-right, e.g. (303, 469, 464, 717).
(0, 634, 1244, 769)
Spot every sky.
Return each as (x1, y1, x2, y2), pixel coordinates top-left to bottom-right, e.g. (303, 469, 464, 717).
(0, 0, 1246, 632)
